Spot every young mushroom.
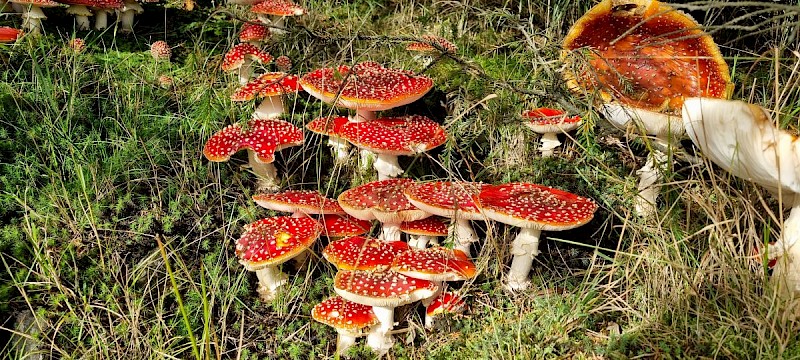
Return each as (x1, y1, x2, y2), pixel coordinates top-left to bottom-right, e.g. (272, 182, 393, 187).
(425, 291, 467, 329)
(150, 40, 171, 61)
(9, 0, 62, 33)
(562, 0, 731, 217)
(230, 72, 302, 119)
(337, 179, 431, 241)
(221, 43, 273, 85)
(682, 98, 800, 299)
(401, 217, 448, 249)
(203, 118, 304, 190)
(250, 0, 304, 35)
(239, 21, 269, 47)
(312, 295, 379, 355)
(406, 35, 457, 67)
(236, 216, 322, 301)
(476, 183, 598, 291)
(522, 107, 582, 157)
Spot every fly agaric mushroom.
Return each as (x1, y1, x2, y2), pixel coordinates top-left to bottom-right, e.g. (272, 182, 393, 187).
(203, 118, 304, 190)
(338, 115, 447, 180)
(116, 0, 142, 33)
(312, 295, 379, 355)
(299, 61, 434, 122)
(334, 269, 438, 354)
(404, 181, 486, 257)
(239, 21, 269, 46)
(682, 98, 800, 298)
(10, 0, 61, 33)
(250, 0, 304, 35)
(230, 72, 302, 119)
(338, 179, 430, 241)
(323, 236, 410, 271)
(406, 35, 457, 67)
(425, 291, 466, 329)
(400, 217, 448, 249)
(477, 183, 598, 291)
(275, 55, 291, 72)
(319, 214, 373, 239)
(221, 43, 274, 85)
(522, 107, 582, 157)
(0, 27, 23, 43)
(150, 40, 170, 61)
(236, 216, 322, 301)
(391, 247, 476, 283)
(253, 190, 343, 217)
(56, 0, 122, 30)
(562, 0, 731, 216)
(306, 116, 352, 163)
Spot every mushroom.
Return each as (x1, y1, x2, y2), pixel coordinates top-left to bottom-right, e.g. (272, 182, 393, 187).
(406, 35, 457, 67)
(275, 55, 291, 72)
(203, 118, 304, 190)
(323, 236, 410, 271)
(9, 0, 61, 33)
(239, 21, 269, 47)
(391, 247, 476, 285)
(221, 43, 273, 85)
(403, 181, 486, 257)
(562, 0, 731, 216)
(682, 98, 800, 298)
(338, 115, 447, 180)
(250, 0, 304, 35)
(319, 214, 373, 239)
(400, 217, 448, 249)
(425, 291, 466, 329)
(299, 61, 434, 122)
(337, 179, 431, 241)
(334, 269, 438, 355)
(252, 190, 344, 217)
(312, 295, 379, 355)
(230, 72, 302, 119)
(150, 40, 170, 61)
(305, 116, 351, 163)
(476, 182, 598, 291)
(116, 0, 142, 33)
(521, 108, 582, 157)
(236, 216, 322, 301)
(68, 37, 85, 52)
(56, 0, 122, 30)
(0, 27, 23, 43)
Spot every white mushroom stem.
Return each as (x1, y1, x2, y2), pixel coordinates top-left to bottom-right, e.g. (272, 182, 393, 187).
(94, 9, 112, 30)
(117, 0, 143, 34)
(254, 266, 289, 301)
(634, 148, 668, 217)
(407, 235, 436, 249)
(365, 306, 395, 355)
(539, 132, 561, 157)
(335, 329, 359, 355)
(374, 154, 403, 180)
(246, 149, 279, 191)
(67, 6, 91, 30)
(452, 218, 478, 257)
(237, 58, 254, 85)
(354, 109, 376, 122)
(770, 201, 800, 298)
(506, 227, 542, 291)
(380, 222, 402, 242)
(19, 6, 45, 33)
(254, 96, 284, 119)
(327, 136, 350, 164)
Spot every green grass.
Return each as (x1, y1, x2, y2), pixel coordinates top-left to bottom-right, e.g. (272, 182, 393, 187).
(2, 0, 800, 359)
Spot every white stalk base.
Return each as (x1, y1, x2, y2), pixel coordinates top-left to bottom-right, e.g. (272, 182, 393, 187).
(634, 149, 668, 217)
(94, 10, 110, 30)
(335, 330, 357, 355)
(381, 223, 402, 242)
(539, 132, 560, 158)
(118, 10, 135, 33)
(238, 58, 253, 85)
(255, 266, 289, 302)
(366, 306, 395, 356)
(772, 204, 800, 300)
(20, 7, 45, 34)
(453, 219, 478, 257)
(246, 150, 279, 191)
(327, 136, 350, 164)
(374, 154, 402, 180)
(505, 227, 541, 291)
(254, 96, 284, 119)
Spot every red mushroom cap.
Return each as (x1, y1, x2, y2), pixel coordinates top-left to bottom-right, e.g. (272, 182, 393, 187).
(0, 27, 23, 43)
(320, 214, 373, 238)
(55, 0, 122, 7)
(150, 40, 171, 61)
(400, 217, 448, 237)
(323, 236, 410, 271)
(239, 22, 270, 43)
(391, 247, 476, 282)
(426, 292, 466, 317)
(338, 179, 430, 224)
(334, 269, 439, 307)
(404, 181, 486, 220)
(476, 182, 598, 231)
(235, 216, 322, 270)
(221, 43, 273, 71)
(406, 35, 457, 54)
(522, 107, 582, 134)
(251, 0, 304, 16)
(231, 72, 302, 101)
(253, 190, 344, 215)
(299, 61, 434, 112)
(21, 0, 69, 7)
(203, 118, 304, 164)
(562, 0, 731, 115)
(338, 115, 447, 156)
(306, 116, 350, 136)
(275, 55, 292, 72)
(312, 295, 379, 334)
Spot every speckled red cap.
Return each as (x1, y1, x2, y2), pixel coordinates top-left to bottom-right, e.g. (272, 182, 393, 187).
(522, 107, 582, 134)
(150, 40, 171, 61)
(235, 216, 322, 271)
(253, 190, 344, 215)
(306, 116, 350, 136)
(391, 247, 476, 282)
(404, 181, 486, 220)
(231, 72, 302, 102)
(299, 61, 434, 112)
(0, 27, 23, 43)
(406, 35, 457, 54)
(338, 115, 446, 156)
(202, 118, 303, 164)
(221, 43, 273, 71)
(11, 0, 62, 7)
(251, 0, 304, 16)
(426, 292, 466, 317)
(337, 179, 429, 224)
(400, 217, 448, 237)
(476, 182, 598, 230)
(239, 22, 270, 43)
(312, 295, 379, 334)
(319, 214, 373, 238)
(323, 236, 410, 271)
(334, 269, 439, 307)
(55, 0, 121, 7)
(275, 56, 292, 72)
